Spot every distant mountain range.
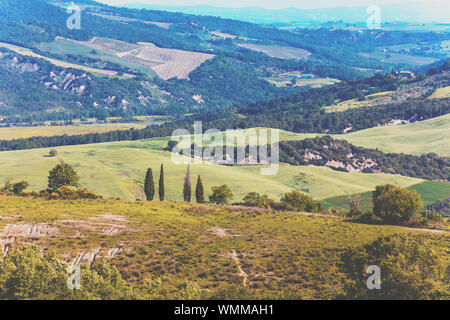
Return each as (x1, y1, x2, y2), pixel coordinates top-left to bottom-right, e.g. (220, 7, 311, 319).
(119, 2, 450, 25)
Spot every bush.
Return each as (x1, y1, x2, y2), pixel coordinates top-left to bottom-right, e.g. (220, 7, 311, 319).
(209, 185, 233, 205)
(12, 181, 29, 195)
(49, 149, 58, 157)
(0, 247, 138, 300)
(280, 190, 318, 213)
(1, 181, 29, 195)
(243, 192, 273, 209)
(372, 184, 424, 225)
(340, 234, 449, 300)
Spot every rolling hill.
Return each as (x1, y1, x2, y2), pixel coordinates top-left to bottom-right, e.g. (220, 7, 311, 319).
(0, 195, 448, 299)
(0, 135, 427, 202)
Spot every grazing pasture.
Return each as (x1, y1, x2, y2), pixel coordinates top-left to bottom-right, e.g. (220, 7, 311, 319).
(0, 136, 423, 201)
(1, 195, 447, 299)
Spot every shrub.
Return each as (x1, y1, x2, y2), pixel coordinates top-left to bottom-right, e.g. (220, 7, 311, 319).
(280, 190, 318, 213)
(372, 184, 423, 225)
(0, 247, 138, 300)
(209, 185, 233, 205)
(12, 181, 29, 195)
(340, 234, 449, 300)
(243, 192, 273, 209)
(49, 149, 58, 157)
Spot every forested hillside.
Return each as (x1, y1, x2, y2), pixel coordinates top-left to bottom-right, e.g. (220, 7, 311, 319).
(0, 0, 448, 122)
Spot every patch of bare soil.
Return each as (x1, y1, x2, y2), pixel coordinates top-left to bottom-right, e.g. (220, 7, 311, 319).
(211, 227, 242, 238)
(71, 247, 102, 265)
(229, 250, 248, 287)
(89, 214, 128, 222)
(1, 224, 59, 237)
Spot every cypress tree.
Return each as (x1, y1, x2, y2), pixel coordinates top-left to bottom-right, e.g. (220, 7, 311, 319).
(159, 164, 165, 201)
(183, 165, 191, 202)
(144, 168, 155, 201)
(195, 175, 204, 203)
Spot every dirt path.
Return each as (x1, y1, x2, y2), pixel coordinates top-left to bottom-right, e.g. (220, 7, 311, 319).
(230, 250, 248, 287)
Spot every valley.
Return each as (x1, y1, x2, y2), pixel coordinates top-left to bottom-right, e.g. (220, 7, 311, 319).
(0, 0, 448, 302)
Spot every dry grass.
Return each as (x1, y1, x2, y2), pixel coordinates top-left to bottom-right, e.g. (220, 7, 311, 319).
(1, 195, 447, 299)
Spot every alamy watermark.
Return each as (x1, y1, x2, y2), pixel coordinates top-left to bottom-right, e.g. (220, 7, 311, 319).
(170, 122, 280, 176)
(67, 4, 82, 30)
(366, 265, 381, 290)
(367, 5, 381, 29)
(67, 265, 81, 290)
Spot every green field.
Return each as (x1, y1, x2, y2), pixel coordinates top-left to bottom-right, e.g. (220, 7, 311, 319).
(323, 91, 394, 113)
(265, 76, 340, 88)
(37, 38, 157, 77)
(0, 136, 424, 201)
(0, 195, 447, 299)
(359, 51, 439, 66)
(321, 181, 450, 211)
(0, 115, 448, 202)
(429, 86, 450, 99)
(272, 113, 450, 157)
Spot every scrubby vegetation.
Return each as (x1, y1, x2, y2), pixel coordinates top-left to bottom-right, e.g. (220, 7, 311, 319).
(0, 197, 447, 300)
(341, 234, 449, 300)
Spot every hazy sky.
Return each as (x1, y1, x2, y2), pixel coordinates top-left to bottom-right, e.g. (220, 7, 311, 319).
(98, 0, 447, 10)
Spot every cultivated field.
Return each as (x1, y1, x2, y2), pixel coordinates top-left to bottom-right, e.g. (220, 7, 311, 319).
(0, 41, 134, 78)
(66, 37, 215, 80)
(136, 46, 215, 80)
(1, 115, 448, 200)
(0, 123, 148, 140)
(237, 43, 311, 60)
(1, 196, 447, 299)
(359, 51, 439, 66)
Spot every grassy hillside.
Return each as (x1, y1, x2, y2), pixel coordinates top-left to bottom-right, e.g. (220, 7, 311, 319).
(0, 41, 135, 78)
(429, 86, 450, 99)
(321, 181, 450, 211)
(0, 195, 447, 299)
(0, 136, 423, 201)
(272, 113, 450, 156)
